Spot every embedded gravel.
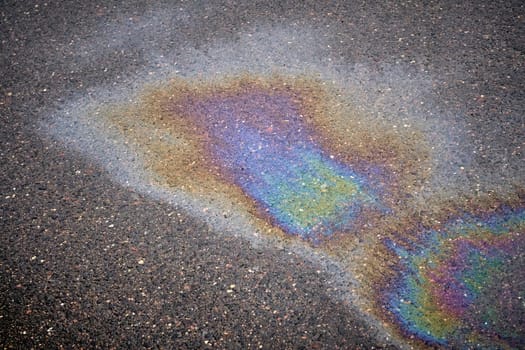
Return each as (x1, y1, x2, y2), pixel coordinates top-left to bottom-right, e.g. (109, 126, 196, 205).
(1, 1, 523, 349)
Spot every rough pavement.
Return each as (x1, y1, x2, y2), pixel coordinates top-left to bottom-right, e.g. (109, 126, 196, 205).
(1, 1, 524, 349)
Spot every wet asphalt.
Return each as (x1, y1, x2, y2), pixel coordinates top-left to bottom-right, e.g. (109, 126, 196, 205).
(1, 1, 524, 349)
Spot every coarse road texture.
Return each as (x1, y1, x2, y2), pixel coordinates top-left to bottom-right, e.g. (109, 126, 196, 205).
(1, 1, 523, 349)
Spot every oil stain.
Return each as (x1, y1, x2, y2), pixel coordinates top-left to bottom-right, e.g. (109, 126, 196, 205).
(102, 74, 430, 245)
(73, 73, 524, 348)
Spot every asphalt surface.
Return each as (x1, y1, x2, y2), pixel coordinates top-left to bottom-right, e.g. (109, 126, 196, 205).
(1, 1, 524, 349)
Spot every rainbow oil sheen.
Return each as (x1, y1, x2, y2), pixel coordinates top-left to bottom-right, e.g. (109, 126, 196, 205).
(169, 89, 385, 242)
(383, 207, 525, 348)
